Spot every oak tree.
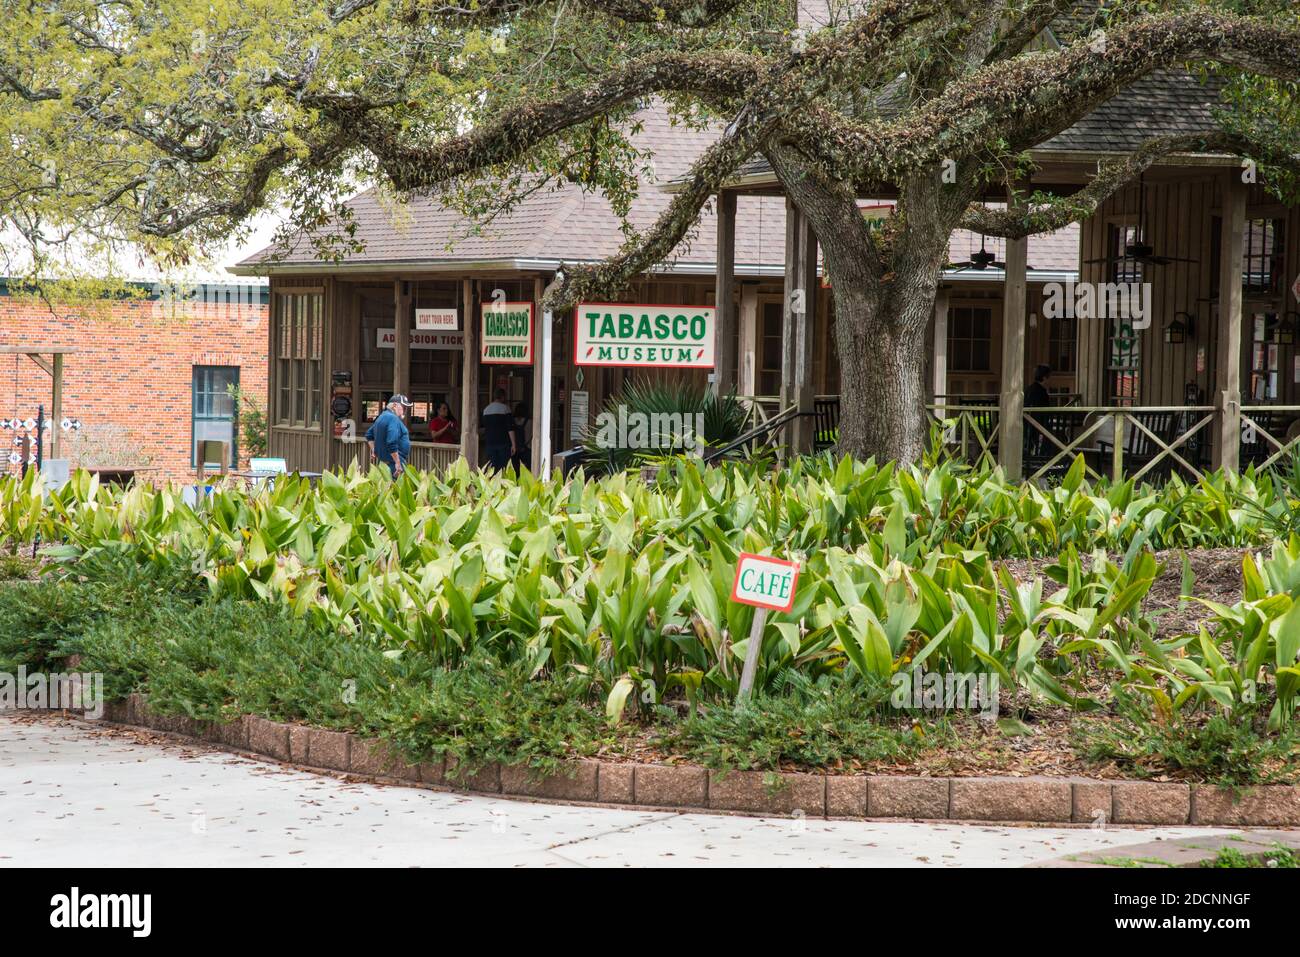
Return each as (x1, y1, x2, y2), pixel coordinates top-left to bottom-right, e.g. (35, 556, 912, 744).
(2, 0, 1298, 462)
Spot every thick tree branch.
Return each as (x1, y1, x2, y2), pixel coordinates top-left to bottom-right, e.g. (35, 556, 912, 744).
(780, 11, 1300, 188)
(347, 51, 761, 192)
(983, 0, 1076, 64)
(961, 130, 1300, 239)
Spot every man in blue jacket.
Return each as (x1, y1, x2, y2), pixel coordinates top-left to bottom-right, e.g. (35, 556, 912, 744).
(365, 394, 413, 476)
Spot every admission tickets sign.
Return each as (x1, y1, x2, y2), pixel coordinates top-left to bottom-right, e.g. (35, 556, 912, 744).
(481, 302, 535, 365)
(575, 302, 716, 368)
(730, 553, 800, 614)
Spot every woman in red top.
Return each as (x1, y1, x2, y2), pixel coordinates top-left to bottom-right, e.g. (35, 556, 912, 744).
(429, 401, 460, 445)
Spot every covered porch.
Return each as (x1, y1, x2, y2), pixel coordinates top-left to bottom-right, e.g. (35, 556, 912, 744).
(981, 166, 1298, 483)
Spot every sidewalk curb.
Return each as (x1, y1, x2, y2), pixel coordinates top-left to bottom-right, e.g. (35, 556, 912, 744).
(86, 696, 1300, 826)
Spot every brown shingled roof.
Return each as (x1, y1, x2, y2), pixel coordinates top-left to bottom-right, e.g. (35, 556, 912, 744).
(237, 109, 790, 276)
(237, 106, 1077, 280)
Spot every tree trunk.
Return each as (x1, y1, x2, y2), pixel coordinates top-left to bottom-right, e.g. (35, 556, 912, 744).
(766, 144, 957, 468)
(831, 272, 936, 465)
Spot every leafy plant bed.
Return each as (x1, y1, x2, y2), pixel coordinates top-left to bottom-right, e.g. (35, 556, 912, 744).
(5, 455, 1300, 792)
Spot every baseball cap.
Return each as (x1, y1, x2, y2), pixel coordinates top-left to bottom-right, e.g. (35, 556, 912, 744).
(388, 394, 414, 407)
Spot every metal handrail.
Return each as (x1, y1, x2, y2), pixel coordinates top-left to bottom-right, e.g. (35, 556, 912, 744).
(703, 404, 800, 464)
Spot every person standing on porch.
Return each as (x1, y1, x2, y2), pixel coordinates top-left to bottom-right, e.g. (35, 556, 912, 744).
(366, 394, 412, 477)
(429, 401, 460, 445)
(481, 389, 515, 471)
(1025, 365, 1052, 408)
(1023, 365, 1053, 460)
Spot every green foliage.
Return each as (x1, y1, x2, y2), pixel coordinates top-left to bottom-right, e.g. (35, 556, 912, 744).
(581, 379, 750, 473)
(652, 673, 939, 771)
(1076, 691, 1300, 786)
(228, 384, 268, 460)
(1, 454, 1297, 718)
(1207, 843, 1299, 869)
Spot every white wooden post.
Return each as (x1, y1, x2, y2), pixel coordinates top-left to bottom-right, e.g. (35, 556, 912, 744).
(736, 607, 767, 704)
(737, 283, 759, 397)
(998, 235, 1029, 480)
(932, 290, 949, 404)
(1214, 173, 1247, 473)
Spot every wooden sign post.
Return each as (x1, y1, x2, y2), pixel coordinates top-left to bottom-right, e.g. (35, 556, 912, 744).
(730, 553, 800, 704)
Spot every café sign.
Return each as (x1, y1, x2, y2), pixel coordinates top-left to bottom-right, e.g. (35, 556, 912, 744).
(481, 302, 535, 364)
(731, 553, 800, 614)
(575, 302, 715, 368)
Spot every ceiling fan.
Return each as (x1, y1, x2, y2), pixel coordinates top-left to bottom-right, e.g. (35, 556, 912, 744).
(947, 235, 1041, 273)
(1083, 174, 1198, 268)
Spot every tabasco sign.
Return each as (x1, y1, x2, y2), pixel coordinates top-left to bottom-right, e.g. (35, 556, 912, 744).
(481, 302, 534, 364)
(575, 302, 715, 368)
(730, 553, 800, 613)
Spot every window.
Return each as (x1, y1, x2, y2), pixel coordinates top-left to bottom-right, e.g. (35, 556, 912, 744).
(758, 300, 783, 396)
(946, 306, 993, 372)
(273, 290, 324, 429)
(1250, 313, 1282, 402)
(1244, 218, 1286, 297)
(1211, 216, 1287, 298)
(1049, 314, 1077, 374)
(192, 366, 239, 468)
(1107, 224, 1142, 405)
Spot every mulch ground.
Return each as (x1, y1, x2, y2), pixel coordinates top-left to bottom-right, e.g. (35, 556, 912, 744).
(998, 546, 1250, 638)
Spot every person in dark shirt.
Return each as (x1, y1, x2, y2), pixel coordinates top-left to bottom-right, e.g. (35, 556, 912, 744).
(481, 389, 514, 471)
(1023, 365, 1052, 460)
(365, 394, 412, 476)
(1025, 364, 1052, 409)
(510, 402, 532, 472)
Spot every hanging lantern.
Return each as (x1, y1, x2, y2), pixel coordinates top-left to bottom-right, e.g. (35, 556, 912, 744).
(1165, 311, 1194, 344)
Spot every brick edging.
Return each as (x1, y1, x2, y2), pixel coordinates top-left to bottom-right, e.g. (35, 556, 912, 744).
(90, 696, 1300, 826)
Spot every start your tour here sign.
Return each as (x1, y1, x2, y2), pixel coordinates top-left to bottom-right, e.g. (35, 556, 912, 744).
(575, 302, 716, 368)
(481, 302, 535, 365)
(731, 553, 800, 613)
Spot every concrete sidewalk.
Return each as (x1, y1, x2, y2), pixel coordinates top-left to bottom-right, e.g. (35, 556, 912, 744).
(0, 713, 1248, 867)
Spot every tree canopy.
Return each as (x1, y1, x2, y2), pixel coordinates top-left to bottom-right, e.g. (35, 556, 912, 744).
(2, 1, 1297, 291)
(3, 1, 1300, 458)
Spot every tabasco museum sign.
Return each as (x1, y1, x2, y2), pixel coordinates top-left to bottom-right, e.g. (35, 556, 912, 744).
(481, 302, 535, 364)
(575, 302, 715, 368)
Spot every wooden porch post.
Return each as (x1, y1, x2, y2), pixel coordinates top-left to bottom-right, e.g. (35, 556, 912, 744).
(1214, 173, 1246, 473)
(712, 191, 737, 396)
(781, 197, 817, 452)
(932, 290, 949, 404)
(460, 279, 480, 469)
(532, 275, 547, 474)
(393, 280, 411, 399)
(50, 352, 63, 460)
(998, 234, 1029, 480)
(737, 282, 759, 396)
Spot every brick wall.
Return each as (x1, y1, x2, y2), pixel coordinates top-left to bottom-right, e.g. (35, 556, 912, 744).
(0, 292, 268, 485)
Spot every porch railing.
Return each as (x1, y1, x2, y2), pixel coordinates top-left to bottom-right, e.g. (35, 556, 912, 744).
(336, 437, 460, 472)
(927, 401, 1000, 469)
(1021, 406, 1215, 483)
(1240, 405, 1300, 472)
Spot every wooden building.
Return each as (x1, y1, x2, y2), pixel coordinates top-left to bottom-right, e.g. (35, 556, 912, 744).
(717, 62, 1299, 482)
(232, 109, 1077, 474)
